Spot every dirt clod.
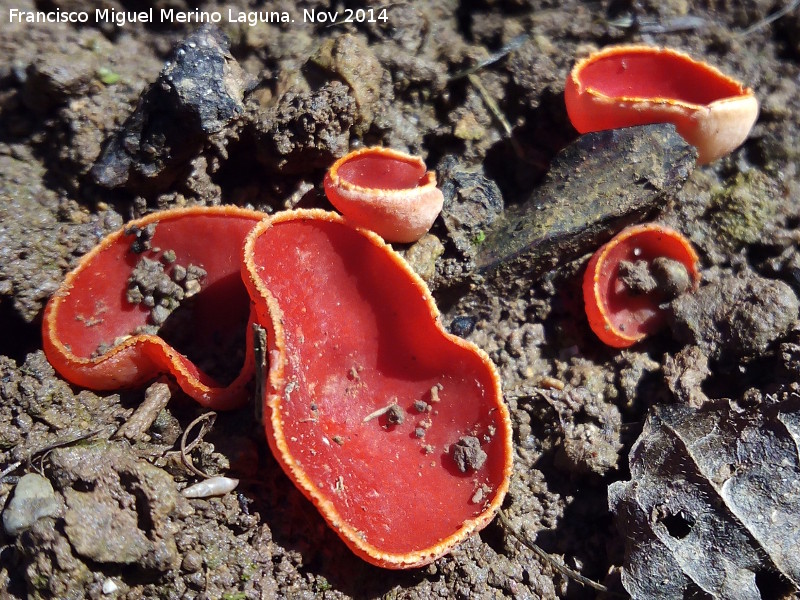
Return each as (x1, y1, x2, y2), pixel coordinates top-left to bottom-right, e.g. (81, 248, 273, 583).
(50, 442, 184, 571)
(668, 272, 799, 361)
(618, 259, 658, 295)
(386, 404, 405, 425)
(452, 436, 487, 473)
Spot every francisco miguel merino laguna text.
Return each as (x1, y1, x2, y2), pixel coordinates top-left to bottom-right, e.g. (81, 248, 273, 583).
(8, 7, 388, 26)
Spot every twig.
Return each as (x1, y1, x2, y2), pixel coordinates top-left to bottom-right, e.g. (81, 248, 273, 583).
(738, 0, 800, 36)
(362, 401, 398, 423)
(29, 427, 112, 474)
(450, 34, 529, 80)
(113, 381, 172, 441)
(608, 14, 707, 34)
(180, 411, 217, 479)
(466, 73, 525, 160)
(498, 511, 622, 596)
(467, 74, 513, 137)
(0, 460, 22, 481)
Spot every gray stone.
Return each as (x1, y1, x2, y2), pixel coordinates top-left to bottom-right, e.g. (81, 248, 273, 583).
(476, 124, 696, 295)
(2, 473, 60, 536)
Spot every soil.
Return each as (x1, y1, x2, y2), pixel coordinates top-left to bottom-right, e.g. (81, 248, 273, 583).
(2, 1, 800, 599)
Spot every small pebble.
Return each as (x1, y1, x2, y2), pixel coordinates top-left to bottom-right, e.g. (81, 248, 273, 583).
(102, 579, 119, 595)
(182, 550, 204, 572)
(2, 473, 60, 536)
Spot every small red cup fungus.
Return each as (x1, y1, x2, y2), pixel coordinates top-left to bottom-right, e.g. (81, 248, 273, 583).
(323, 146, 445, 243)
(583, 223, 700, 348)
(564, 44, 759, 165)
(242, 209, 512, 568)
(42, 206, 265, 409)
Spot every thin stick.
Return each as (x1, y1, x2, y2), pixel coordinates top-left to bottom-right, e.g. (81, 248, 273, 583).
(466, 73, 526, 160)
(738, 0, 800, 36)
(362, 401, 397, 423)
(0, 460, 22, 481)
(467, 73, 513, 138)
(450, 34, 529, 80)
(113, 381, 171, 441)
(498, 511, 621, 596)
(253, 323, 267, 425)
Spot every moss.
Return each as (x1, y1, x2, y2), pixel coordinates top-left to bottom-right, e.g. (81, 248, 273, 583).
(707, 171, 782, 249)
(96, 66, 121, 85)
(315, 576, 332, 592)
(240, 562, 257, 582)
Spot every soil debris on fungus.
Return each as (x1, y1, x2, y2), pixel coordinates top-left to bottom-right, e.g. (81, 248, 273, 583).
(124, 255, 208, 328)
(42, 206, 263, 409)
(583, 223, 700, 348)
(125, 223, 157, 254)
(452, 436, 488, 473)
(618, 256, 691, 299)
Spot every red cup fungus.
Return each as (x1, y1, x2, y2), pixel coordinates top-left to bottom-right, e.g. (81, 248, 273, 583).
(42, 204, 512, 568)
(42, 206, 265, 410)
(564, 44, 759, 165)
(583, 223, 700, 348)
(242, 209, 512, 568)
(323, 146, 445, 243)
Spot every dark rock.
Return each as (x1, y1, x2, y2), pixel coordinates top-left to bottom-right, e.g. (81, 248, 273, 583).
(667, 272, 799, 361)
(450, 315, 477, 337)
(439, 157, 505, 259)
(476, 124, 696, 296)
(91, 25, 248, 191)
(435, 157, 505, 285)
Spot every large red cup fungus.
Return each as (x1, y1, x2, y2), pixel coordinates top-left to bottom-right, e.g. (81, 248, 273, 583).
(42, 206, 265, 410)
(323, 147, 445, 243)
(242, 209, 513, 568)
(564, 44, 759, 165)
(583, 223, 700, 348)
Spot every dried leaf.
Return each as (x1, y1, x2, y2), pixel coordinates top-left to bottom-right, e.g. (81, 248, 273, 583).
(609, 396, 800, 599)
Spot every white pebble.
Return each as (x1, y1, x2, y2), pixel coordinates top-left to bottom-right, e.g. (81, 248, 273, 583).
(102, 579, 119, 594)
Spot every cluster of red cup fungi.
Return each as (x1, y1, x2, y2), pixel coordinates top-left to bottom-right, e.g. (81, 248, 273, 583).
(567, 44, 757, 345)
(42, 204, 512, 569)
(40, 43, 756, 567)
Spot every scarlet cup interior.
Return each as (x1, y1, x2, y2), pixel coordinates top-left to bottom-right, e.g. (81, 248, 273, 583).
(337, 153, 427, 191)
(580, 51, 745, 105)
